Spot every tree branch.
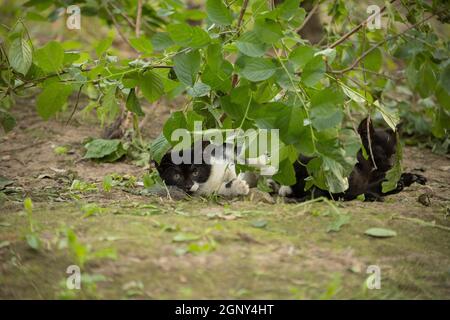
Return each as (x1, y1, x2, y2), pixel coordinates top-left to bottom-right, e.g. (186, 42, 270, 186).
(329, 0, 397, 49)
(297, 2, 319, 33)
(330, 13, 437, 74)
(103, 3, 138, 53)
(236, 0, 249, 33)
(109, 1, 136, 29)
(231, 0, 250, 89)
(135, 0, 143, 37)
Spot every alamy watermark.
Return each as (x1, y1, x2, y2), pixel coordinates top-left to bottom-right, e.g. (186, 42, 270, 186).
(66, 265, 81, 290)
(366, 265, 381, 289)
(168, 122, 280, 175)
(367, 5, 382, 30)
(66, 5, 81, 30)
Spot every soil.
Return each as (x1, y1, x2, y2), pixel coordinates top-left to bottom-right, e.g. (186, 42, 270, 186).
(0, 98, 449, 299)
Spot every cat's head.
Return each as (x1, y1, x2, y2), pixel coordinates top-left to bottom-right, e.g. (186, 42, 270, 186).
(358, 118, 397, 171)
(155, 148, 211, 193)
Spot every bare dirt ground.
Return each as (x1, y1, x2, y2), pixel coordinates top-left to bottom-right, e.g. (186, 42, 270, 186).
(0, 99, 449, 299)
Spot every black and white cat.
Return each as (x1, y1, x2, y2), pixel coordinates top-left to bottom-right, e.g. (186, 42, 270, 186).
(155, 118, 427, 201)
(155, 142, 251, 196)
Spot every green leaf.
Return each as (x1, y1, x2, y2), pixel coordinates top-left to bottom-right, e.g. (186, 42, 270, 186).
(374, 100, 399, 131)
(173, 50, 201, 86)
(163, 111, 188, 144)
(417, 60, 437, 98)
(63, 52, 80, 66)
(36, 82, 73, 120)
(273, 158, 296, 186)
(139, 70, 164, 103)
(33, 41, 64, 73)
(84, 139, 125, 162)
(364, 228, 397, 238)
(167, 24, 210, 49)
(310, 88, 344, 131)
(382, 136, 402, 193)
(173, 233, 200, 242)
(202, 63, 233, 91)
(24, 197, 33, 214)
(202, 45, 233, 90)
(126, 89, 145, 117)
(97, 85, 120, 125)
(314, 48, 336, 64)
(257, 177, 273, 193)
(289, 45, 315, 69)
(327, 214, 350, 232)
(241, 58, 277, 82)
(436, 86, 450, 112)
(254, 18, 283, 44)
(251, 219, 268, 228)
(301, 56, 325, 87)
(236, 31, 268, 57)
(149, 133, 172, 163)
(187, 82, 211, 97)
(151, 32, 174, 51)
(439, 63, 450, 95)
(185, 110, 204, 131)
(26, 233, 40, 250)
(275, 103, 306, 144)
(0, 110, 16, 133)
(206, 0, 232, 26)
(277, 0, 302, 20)
(95, 36, 113, 56)
(362, 47, 382, 72)
(102, 175, 113, 192)
(129, 36, 153, 54)
(8, 37, 33, 75)
(322, 156, 349, 193)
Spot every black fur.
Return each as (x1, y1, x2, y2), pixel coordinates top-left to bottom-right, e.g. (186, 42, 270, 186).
(285, 118, 426, 201)
(156, 146, 211, 193)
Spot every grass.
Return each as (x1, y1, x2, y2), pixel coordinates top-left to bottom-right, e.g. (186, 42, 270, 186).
(1, 194, 449, 299)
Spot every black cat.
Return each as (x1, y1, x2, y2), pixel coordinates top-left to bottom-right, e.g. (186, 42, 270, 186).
(278, 118, 427, 201)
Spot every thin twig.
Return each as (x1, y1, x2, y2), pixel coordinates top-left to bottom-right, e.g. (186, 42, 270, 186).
(65, 84, 84, 126)
(329, 0, 397, 49)
(297, 2, 320, 33)
(103, 3, 138, 53)
(366, 115, 378, 170)
(109, 1, 136, 29)
(236, 0, 249, 33)
(230, 0, 250, 89)
(330, 13, 437, 74)
(135, 0, 143, 37)
(392, 215, 450, 232)
(353, 67, 404, 81)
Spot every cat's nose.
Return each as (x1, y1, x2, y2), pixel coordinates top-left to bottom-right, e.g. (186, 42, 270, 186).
(189, 183, 199, 192)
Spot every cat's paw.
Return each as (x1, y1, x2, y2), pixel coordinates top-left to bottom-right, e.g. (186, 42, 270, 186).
(232, 179, 250, 196)
(364, 193, 384, 202)
(414, 174, 427, 185)
(278, 186, 293, 197)
(266, 179, 280, 193)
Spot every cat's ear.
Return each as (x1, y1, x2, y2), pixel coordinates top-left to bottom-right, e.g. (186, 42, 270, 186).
(357, 117, 375, 139)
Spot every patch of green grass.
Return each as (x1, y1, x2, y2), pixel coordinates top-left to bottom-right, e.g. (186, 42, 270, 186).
(0, 197, 449, 299)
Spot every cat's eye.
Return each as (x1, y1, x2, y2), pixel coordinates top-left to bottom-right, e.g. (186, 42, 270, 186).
(173, 173, 181, 180)
(192, 170, 199, 177)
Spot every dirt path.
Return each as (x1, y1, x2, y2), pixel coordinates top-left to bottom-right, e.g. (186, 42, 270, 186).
(0, 100, 449, 299)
